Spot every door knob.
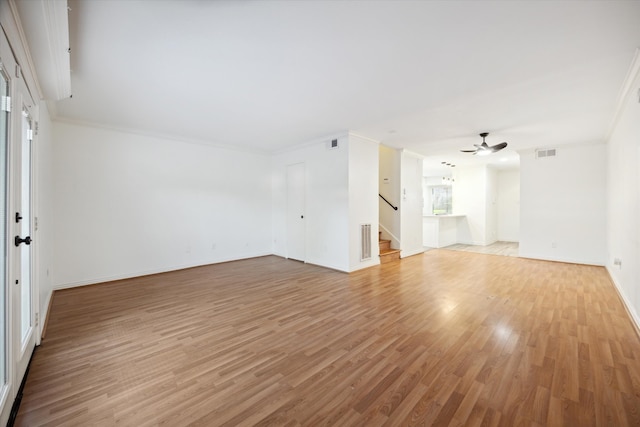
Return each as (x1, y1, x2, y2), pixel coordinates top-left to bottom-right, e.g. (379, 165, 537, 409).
(14, 236, 31, 247)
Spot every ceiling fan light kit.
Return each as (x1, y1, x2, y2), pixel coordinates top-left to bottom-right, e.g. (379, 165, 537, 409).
(461, 132, 508, 155)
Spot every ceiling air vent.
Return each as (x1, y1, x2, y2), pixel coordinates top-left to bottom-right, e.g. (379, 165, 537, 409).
(327, 139, 339, 150)
(535, 148, 557, 159)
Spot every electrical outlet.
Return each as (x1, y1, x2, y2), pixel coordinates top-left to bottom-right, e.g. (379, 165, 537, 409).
(614, 258, 622, 268)
(551, 242, 557, 248)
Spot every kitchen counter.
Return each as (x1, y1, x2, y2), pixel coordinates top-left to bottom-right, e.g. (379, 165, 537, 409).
(423, 215, 466, 248)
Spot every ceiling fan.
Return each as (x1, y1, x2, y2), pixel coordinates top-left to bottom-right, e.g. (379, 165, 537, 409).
(461, 132, 507, 156)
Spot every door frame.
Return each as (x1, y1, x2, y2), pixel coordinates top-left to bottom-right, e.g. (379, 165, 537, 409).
(0, 26, 39, 425)
(0, 32, 14, 424)
(11, 72, 37, 386)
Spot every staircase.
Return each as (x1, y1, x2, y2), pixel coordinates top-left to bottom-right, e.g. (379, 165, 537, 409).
(379, 231, 401, 263)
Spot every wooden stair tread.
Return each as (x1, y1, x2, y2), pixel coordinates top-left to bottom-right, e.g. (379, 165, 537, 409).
(380, 248, 400, 255)
(378, 232, 399, 263)
(379, 247, 400, 263)
(379, 238, 392, 253)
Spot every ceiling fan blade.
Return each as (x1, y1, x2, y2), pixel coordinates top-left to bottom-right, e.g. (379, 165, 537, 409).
(462, 134, 509, 155)
(489, 142, 508, 152)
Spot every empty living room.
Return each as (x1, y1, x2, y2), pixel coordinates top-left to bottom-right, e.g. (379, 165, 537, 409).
(1, 0, 639, 425)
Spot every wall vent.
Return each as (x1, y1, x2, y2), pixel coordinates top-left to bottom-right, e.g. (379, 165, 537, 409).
(328, 139, 339, 150)
(535, 148, 557, 159)
(360, 224, 372, 261)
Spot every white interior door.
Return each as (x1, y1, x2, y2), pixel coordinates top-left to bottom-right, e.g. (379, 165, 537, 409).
(286, 163, 305, 261)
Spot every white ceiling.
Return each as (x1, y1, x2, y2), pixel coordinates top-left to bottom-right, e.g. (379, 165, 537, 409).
(51, 0, 640, 170)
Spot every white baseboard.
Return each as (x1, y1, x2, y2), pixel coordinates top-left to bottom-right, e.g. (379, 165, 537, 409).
(401, 248, 425, 258)
(517, 252, 604, 267)
(349, 258, 380, 272)
(53, 252, 272, 290)
(39, 290, 53, 343)
(606, 266, 640, 337)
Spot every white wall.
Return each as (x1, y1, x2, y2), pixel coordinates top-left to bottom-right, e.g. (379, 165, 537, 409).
(497, 169, 520, 242)
(453, 165, 487, 245)
(378, 145, 401, 246)
(424, 176, 445, 187)
(400, 151, 424, 257)
(272, 134, 350, 271)
(272, 133, 379, 272)
(36, 102, 54, 335)
(606, 57, 640, 327)
(348, 134, 379, 271)
(485, 167, 498, 245)
(52, 121, 272, 288)
(519, 143, 606, 265)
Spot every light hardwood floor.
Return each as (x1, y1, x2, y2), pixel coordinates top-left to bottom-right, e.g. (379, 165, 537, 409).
(15, 251, 640, 426)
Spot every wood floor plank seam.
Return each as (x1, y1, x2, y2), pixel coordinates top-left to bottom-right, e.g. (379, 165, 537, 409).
(14, 251, 640, 426)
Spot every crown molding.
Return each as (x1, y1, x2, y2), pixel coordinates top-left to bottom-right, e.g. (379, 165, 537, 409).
(272, 130, 349, 155)
(347, 132, 380, 145)
(53, 116, 273, 156)
(606, 48, 640, 141)
(401, 148, 425, 159)
(1, 0, 44, 100)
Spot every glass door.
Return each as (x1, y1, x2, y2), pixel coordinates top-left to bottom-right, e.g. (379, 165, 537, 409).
(0, 60, 9, 399)
(12, 76, 35, 387)
(0, 30, 16, 423)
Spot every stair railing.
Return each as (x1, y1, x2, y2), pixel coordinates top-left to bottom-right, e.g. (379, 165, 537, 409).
(379, 194, 398, 211)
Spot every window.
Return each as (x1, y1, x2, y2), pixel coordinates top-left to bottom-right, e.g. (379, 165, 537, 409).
(431, 186, 452, 215)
